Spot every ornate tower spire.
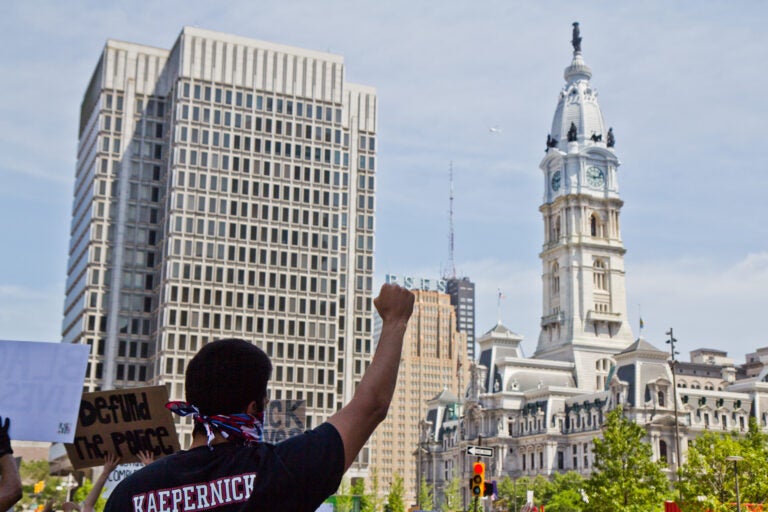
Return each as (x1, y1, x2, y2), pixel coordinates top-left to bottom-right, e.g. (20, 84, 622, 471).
(534, 23, 634, 390)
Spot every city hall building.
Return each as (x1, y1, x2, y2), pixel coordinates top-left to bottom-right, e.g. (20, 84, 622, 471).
(417, 26, 768, 509)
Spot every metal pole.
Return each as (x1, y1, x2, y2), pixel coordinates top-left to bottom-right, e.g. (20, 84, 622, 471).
(513, 478, 517, 512)
(735, 461, 741, 512)
(726, 456, 744, 512)
(431, 443, 437, 511)
(666, 328, 683, 504)
(417, 442, 422, 510)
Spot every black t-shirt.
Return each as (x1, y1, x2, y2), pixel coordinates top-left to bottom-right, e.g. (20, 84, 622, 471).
(104, 422, 345, 512)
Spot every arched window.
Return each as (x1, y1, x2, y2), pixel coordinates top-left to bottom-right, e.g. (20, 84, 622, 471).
(590, 214, 597, 236)
(659, 440, 668, 462)
(555, 216, 561, 240)
(593, 259, 607, 291)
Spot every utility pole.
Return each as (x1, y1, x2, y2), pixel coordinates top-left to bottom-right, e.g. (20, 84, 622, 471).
(666, 328, 683, 504)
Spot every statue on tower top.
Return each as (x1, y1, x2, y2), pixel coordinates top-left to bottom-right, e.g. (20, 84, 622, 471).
(571, 22, 582, 53)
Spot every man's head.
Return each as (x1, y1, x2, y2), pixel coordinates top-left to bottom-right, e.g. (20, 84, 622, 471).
(185, 338, 272, 416)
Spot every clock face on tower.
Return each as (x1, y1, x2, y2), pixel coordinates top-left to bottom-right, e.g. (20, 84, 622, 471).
(551, 170, 562, 192)
(586, 166, 605, 187)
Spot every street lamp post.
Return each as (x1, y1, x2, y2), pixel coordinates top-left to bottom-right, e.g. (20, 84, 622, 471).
(429, 438, 439, 511)
(56, 473, 77, 502)
(726, 455, 744, 512)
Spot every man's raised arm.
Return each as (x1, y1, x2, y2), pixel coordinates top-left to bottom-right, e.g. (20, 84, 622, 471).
(328, 283, 414, 470)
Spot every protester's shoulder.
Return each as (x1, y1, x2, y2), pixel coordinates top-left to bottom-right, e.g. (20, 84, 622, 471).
(272, 422, 343, 475)
(274, 422, 341, 451)
(262, 423, 344, 508)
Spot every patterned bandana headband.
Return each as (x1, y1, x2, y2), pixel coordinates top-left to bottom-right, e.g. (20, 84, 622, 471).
(166, 401, 264, 447)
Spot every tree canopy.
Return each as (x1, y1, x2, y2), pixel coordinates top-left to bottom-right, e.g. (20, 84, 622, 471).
(586, 406, 670, 511)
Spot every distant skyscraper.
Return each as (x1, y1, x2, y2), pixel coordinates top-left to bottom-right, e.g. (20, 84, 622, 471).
(446, 277, 476, 360)
(369, 288, 465, 504)
(62, 27, 377, 468)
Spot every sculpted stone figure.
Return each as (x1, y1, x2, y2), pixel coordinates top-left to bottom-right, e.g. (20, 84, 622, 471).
(567, 122, 578, 142)
(572, 22, 582, 53)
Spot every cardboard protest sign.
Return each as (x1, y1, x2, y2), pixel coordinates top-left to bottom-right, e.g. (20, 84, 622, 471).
(262, 399, 306, 443)
(0, 340, 90, 443)
(65, 385, 180, 469)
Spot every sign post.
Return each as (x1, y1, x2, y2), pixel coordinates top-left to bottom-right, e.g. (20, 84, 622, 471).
(467, 445, 493, 458)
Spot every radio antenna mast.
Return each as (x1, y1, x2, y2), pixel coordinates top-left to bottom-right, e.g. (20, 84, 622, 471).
(447, 161, 457, 279)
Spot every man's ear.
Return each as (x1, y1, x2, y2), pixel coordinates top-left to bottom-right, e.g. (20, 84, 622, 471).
(246, 400, 261, 416)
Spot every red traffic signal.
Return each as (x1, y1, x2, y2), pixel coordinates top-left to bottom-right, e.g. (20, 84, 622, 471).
(471, 461, 485, 496)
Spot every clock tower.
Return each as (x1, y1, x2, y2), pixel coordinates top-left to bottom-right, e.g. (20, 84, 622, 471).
(534, 23, 634, 390)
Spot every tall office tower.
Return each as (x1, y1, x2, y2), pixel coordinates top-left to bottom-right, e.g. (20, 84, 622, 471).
(369, 289, 466, 504)
(62, 28, 378, 461)
(445, 277, 476, 361)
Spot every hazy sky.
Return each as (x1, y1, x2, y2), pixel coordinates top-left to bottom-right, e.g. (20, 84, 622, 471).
(1, 1, 766, 362)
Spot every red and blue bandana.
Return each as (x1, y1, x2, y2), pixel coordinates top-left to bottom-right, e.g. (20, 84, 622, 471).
(165, 401, 264, 447)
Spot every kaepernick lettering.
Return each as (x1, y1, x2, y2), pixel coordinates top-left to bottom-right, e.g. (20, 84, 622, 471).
(131, 473, 257, 512)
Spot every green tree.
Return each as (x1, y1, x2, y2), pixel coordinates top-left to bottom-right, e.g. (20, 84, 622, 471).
(417, 475, 434, 511)
(586, 406, 670, 511)
(370, 469, 385, 512)
(542, 472, 586, 512)
(352, 477, 374, 512)
(679, 422, 768, 511)
(496, 476, 532, 511)
(740, 417, 768, 504)
(495, 476, 516, 511)
(19, 460, 49, 483)
(336, 478, 354, 512)
(678, 431, 739, 511)
(439, 474, 462, 512)
(531, 474, 550, 507)
(387, 473, 406, 512)
(16, 460, 69, 511)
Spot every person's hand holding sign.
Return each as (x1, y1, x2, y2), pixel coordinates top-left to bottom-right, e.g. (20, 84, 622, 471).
(0, 416, 22, 511)
(0, 416, 12, 458)
(137, 450, 155, 466)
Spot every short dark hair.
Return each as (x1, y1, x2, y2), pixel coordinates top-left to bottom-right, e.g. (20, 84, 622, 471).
(185, 338, 272, 416)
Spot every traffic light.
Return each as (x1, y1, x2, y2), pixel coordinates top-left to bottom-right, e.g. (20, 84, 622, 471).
(470, 461, 485, 497)
(484, 479, 497, 498)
